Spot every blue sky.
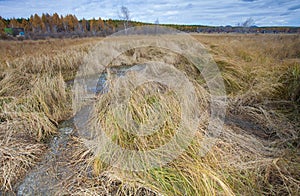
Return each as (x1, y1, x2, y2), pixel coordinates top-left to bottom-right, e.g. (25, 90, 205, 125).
(0, 0, 299, 26)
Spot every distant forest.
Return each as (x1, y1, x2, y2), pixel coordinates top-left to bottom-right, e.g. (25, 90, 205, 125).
(0, 13, 299, 39)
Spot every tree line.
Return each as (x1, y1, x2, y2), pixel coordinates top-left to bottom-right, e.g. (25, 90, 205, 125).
(0, 13, 299, 40)
(0, 13, 140, 39)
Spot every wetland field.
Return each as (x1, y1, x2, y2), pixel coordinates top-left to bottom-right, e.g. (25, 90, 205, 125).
(0, 33, 299, 195)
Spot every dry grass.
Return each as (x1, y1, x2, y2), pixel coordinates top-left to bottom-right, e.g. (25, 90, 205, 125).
(0, 34, 299, 195)
(193, 33, 300, 195)
(0, 38, 98, 193)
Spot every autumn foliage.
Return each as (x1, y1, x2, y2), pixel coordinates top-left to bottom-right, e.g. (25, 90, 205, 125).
(0, 13, 118, 39)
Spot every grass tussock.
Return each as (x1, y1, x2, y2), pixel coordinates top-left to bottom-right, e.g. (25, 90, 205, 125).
(0, 140, 46, 192)
(0, 73, 65, 191)
(0, 121, 46, 191)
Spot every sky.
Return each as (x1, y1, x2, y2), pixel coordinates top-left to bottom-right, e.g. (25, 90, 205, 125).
(0, 0, 299, 26)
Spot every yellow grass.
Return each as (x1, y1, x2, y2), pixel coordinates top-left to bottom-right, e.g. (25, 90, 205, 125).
(0, 34, 299, 195)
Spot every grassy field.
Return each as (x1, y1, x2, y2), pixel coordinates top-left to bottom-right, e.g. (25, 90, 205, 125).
(0, 34, 299, 195)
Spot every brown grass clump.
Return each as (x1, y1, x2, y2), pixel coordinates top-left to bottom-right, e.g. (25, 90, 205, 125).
(0, 74, 63, 192)
(0, 117, 47, 191)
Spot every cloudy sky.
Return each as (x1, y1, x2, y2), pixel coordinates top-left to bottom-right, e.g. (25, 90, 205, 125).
(0, 0, 299, 26)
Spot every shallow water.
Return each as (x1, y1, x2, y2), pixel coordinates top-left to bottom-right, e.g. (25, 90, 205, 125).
(16, 65, 142, 195)
(17, 119, 74, 196)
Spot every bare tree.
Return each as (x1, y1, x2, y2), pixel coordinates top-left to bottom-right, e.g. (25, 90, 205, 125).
(237, 17, 255, 27)
(154, 18, 159, 34)
(119, 6, 130, 33)
(237, 17, 255, 33)
(242, 17, 255, 27)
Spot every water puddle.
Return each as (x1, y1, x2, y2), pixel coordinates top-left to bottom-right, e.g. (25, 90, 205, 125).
(94, 65, 145, 94)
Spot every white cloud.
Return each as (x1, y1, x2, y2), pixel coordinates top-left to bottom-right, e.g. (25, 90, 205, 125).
(0, 0, 299, 26)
